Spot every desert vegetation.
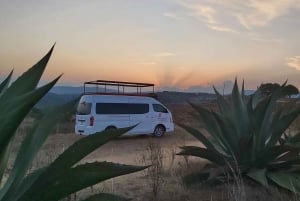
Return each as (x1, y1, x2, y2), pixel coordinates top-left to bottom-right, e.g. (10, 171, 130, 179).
(178, 79, 300, 199)
(1, 46, 300, 201)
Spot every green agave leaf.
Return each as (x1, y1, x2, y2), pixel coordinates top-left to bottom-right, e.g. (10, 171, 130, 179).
(1, 99, 78, 201)
(189, 103, 231, 155)
(13, 167, 47, 201)
(178, 146, 226, 166)
(241, 80, 245, 98)
(286, 132, 300, 144)
(231, 78, 250, 139)
(0, 70, 13, 94)
(213, 86, 231, 114)
(24, 126, 135, 196)
(82, 193, 130, 201)
(267, 172, 300, 194)
(247, 169, 268, 187)
(0, 45, 55, 101)
(249, 96, 273, 156)
(237, 136, 252, 165)
(21, 162, 146, 201)
(178, 123, 217, 151)
(0, 139, 13, 184)
(255, 145, 298, 168)
(275, 147, 300, 162)
(0, 76, 61, 154)
(267, 107, 300, 148)
(258, 84, 299, 151)
(252, 89, 265, 109)
(268, 158, 300, 171)
(251, 96, 271, 133)
(211, 112, 239, 155)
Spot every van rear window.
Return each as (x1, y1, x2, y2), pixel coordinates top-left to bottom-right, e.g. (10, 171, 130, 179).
(96, 103, 149, 114)
(76, 102, 91, 115)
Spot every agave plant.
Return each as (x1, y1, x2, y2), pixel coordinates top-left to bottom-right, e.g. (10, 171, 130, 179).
(178, 79, 300, 193)
(0, 45, 147, 201)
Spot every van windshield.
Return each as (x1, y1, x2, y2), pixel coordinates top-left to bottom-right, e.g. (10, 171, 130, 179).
(153, 104, 168, 113)
(76, 102, 91, 115)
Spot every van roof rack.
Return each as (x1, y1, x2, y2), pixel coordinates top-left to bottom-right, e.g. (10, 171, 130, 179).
(83, 80, 156, 97)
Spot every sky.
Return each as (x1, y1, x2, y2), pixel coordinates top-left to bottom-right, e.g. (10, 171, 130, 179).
(1, 0, 300, 92)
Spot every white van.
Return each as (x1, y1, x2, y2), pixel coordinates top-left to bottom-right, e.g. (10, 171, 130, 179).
(75, 94, 174, 137)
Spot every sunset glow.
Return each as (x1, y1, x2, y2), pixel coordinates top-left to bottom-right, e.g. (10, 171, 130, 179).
(1, 0, 300, 92)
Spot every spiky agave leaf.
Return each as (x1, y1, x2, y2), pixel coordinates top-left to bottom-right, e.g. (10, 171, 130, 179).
(267, 107, 300, 148)
(256, 83, 299, 152)
(189, 103, 232, 155)
(267, 172, 300, 194)
(0, 140, 13, 183)
(178, 124, 217, 151)
(0, 99, 78, 201)
(0, 45, 55, 101)
(178, 146, 226, 166)
(247, 169, 268, 187)
(21, 162, 147, 201)
(0, 76, 61, 154)
(0, 70, 13, 94)
(0, 44, 58, 157)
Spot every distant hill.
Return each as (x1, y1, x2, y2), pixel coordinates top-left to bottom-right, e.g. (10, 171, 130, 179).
(50, 86, 83, 95)
(156, 91, 216, 103)
(35, 86, 299, 111)
(35, 93, 79, 109)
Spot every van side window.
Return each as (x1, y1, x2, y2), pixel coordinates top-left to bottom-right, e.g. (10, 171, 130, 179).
(96, 103, 149, 114)
(153, 104, 168, 113)
(76, 102, 92, 115)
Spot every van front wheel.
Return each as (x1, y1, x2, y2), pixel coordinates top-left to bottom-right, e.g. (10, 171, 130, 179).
(105, 126, 117, 131)
(153, 125, 165, 137)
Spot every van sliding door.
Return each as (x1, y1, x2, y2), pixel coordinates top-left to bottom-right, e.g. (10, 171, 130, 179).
(128, 102, 151, 134)
(96, 103, 130, 130)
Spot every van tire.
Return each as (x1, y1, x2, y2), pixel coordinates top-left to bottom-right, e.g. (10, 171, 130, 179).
(153, 125, 165, 137)
(105, 126, 117, 131)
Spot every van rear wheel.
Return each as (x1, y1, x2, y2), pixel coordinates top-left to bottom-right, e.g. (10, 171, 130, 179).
(153, 125, 165, 137)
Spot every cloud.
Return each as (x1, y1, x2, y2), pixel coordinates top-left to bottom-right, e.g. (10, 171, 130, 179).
(207, 24, 237, 33)
(179, 1, 237, 33)
(177, 0, 300, 33)
(163, 12, 180, 20)
(191, 4, 217, 24)
(234, 0, 300, 29)
(155, 52, 175, 57)
(286, 56, 300, 70)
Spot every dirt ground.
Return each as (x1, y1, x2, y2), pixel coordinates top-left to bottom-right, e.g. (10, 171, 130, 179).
(34, 126, 293, 201)
(38, 125, 208, 201)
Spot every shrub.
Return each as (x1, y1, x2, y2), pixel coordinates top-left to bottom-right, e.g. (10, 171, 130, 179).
(178, 79, 300, 193)
(0, 45, 147, 201)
